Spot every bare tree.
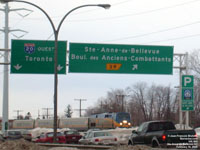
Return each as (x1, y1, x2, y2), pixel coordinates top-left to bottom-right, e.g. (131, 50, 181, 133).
(147, 84, 157, 121)
(189, 50, 200, 76)
(188, 50, 200, 127)
(84, 82, 178, 126)
(127, 82, 149, 122)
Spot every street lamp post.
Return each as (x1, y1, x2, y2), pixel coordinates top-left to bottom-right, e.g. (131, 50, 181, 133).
(0, 0, 110, 142)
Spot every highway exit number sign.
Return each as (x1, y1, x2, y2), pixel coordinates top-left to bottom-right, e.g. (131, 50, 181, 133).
(69, 43, 174, 74)
(11, 40, 67, 74)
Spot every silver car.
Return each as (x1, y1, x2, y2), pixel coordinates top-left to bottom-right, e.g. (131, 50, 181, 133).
(79, 130, 118, 145)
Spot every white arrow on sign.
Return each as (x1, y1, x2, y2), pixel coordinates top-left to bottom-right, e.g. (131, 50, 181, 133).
(57, 64, 63, 71)
(132, 64, 138, 71)
(14, 64, 22, 70)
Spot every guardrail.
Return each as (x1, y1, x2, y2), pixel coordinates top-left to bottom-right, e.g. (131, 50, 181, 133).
(37, 143, 113, 149)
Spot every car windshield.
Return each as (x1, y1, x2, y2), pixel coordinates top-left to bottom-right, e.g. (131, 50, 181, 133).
(65, 130, 78, 135)
(94, 132, 112, 137)
(149, 122, 176, 131)
(8, 131, 21, 135)
(116, 113, 131, 122)
(47, 133, 54, 137)
(47, 132, 62, 137)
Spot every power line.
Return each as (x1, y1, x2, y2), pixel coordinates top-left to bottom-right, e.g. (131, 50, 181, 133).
(66, 0, 200, 22)
(141, 33, 200, 44)
(101, 20, 200, 42)
(111, 0, 133, 6)
(9, 0, 200, 22)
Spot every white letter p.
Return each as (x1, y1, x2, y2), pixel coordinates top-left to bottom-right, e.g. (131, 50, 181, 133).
(184, 77, 191, 87)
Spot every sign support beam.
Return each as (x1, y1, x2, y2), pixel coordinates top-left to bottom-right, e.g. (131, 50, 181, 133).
(173, 53, 192, 129)
(185, 53, 189, 128)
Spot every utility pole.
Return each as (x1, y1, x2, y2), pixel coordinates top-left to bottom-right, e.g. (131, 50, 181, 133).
(74, 99, 87, 117)
(100, 100, 103, 113)
(0, 3, 31, 135)
(42, 108, 53, 119)
(1, 3, 9, 135)
(14, 110, 23, 119)
(116, 94, 128, 112)
(37, 109, 40, 119)
(173, 53, 188, 129)
(185, 52, 189, 128)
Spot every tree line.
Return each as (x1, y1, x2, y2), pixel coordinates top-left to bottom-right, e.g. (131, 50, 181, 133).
(84, 50, 200, 127)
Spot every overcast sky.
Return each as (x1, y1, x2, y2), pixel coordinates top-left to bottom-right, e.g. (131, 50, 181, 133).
(1, 0, 200, 119)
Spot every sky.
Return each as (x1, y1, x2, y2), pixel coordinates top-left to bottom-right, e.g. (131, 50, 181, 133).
(1, 0, 200, 119)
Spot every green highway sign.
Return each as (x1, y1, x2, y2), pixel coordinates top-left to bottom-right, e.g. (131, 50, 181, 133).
(11, 40, 67, 74)
(69, 43, 174, 74)
(182, 75, 194, 111)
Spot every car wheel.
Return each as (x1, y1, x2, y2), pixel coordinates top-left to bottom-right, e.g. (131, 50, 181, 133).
(128, 140, 134, 145)
(152, 140, 159, 147)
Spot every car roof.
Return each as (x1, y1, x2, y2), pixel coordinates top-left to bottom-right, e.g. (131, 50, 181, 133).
(144, 120, 173, 124)
(87, 129, 100, 132)
(92, 131, 108, 133)
(7, 130, 21, 132)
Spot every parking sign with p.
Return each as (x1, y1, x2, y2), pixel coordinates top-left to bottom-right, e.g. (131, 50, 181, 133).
(182, 75, 193, 87)
(182, 75, 194, 111)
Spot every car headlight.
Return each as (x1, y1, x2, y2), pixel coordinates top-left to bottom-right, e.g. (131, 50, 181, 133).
(123, 120, 128, 124)
(128, 123, 131, 126)
(120, 122, 123, 126)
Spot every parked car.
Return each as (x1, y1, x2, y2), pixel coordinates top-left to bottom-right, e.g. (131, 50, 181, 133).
(79, 130, 118, 145)
(63, 129, 82, 144)
(79, 129, 100, 144)
(35, 132, 66, 143)
(20, 130, 32, 141)
(128, 120, 198, 148)
(6, 130, 23, 140)
(0, 133, 5, 142)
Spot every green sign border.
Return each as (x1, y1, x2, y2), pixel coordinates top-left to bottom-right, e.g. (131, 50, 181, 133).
(181, 75, 194, 111)
(11, 39, 67, 74)
(69, 43, 174, 74)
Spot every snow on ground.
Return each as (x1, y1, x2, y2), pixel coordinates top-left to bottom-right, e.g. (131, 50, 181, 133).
(30, 128, 71, 140)
(29, 127, 137, 144)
